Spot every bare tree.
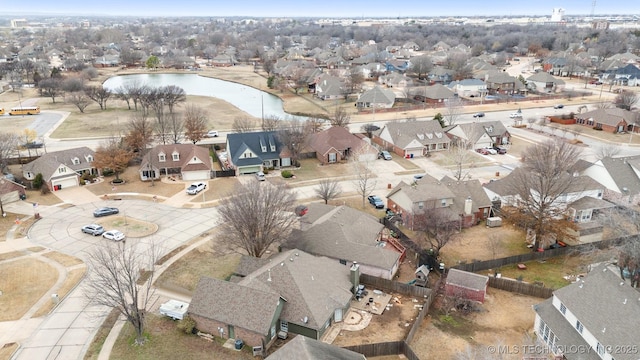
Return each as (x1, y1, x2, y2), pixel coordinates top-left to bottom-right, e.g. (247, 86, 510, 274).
(218, 183, 297, 258)
(505, 140, 582, 250)
(618, 239, 640, 288)
(0, 132, 18, 172)
(444, 97, 464, 126)
(413, 207, 459, 257)
(66, 92, 91, 113)
(409, 55, 433, 80)
(330, 106, 351, 128)
(183, 105, 209, 144)
(595, 144, 622, 160)
(167, 112, 184, 144)
(85, 241, 158, 345)
(125, 112, 154, 154)
(84, 85, 112, 110)
(594, 101, 613, 109)
(614, 90, 640, 110)
(315, 179, 342, 204)
(305, 117, 326, 133)
(449, 144, 473, 181)
(38, 78, 63, 103)
(20, 129, 38, 157)
(232, 116, 256, 133)
(344, 70, 364, 95)
(159, 85, 186, 114)
(351, 148, 377, 208)
(262, 115, 281, 132)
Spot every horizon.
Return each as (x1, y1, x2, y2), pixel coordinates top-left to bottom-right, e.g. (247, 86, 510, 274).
(3, 0, 637, 18)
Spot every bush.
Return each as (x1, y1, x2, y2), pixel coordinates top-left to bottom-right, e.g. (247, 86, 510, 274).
(263, 169, 269, 175)
(102, 169, 115, 176)
(281, 170, 294, 178)
(213, 144, 221, 151)
(33, 173, 43, 189)
(177, 315, 196, 335)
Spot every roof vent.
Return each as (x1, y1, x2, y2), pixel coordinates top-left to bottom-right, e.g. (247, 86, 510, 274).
(290, 258, 294, 262)
(602, 327, 606, 333)
(303, 316, 308, 323)
(620, 282, 625, 286)
(295, 252, 299, 256)
(267, 269, 272, 282)
(579, 283, 583, 288)
(280, 262, 284, 266)
(623, 298, 627, 304)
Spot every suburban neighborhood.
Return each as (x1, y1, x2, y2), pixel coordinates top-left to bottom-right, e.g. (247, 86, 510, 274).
(1, 7, 640, 360)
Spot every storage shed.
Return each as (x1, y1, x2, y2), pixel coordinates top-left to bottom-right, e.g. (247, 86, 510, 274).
(445, 268, 489, 303)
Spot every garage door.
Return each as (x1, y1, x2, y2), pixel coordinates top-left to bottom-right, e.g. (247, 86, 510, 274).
(1, 190, 19, 204)
(405, 150, 422, 158)
(52, 177, 78, 190)
(182, 170, 210, 181)
(239, 165, 261, 175)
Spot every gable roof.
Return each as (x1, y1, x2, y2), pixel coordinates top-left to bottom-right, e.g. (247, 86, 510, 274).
(284, 204, 399, 270)
(440, 176, 493, 213)
(527, 71, 565, 85)
(239, 250, 353, 330)
(452, 121, 508, 143)
(23, 147, 95, 180)
(308, 126, 366, 156)
(140, 144, 211, 172)
(594, 156, 640, 195)
(381, 120, 449, 148)
(266, 335, 366, 360)
(575, 108, 636, 127)
(550, 265, 640, 358)
(227, 131, 283, 167)
(357, 86, 395, 105)
(189, 277, 281, 335)
(419, 84, 456, 100)
(388, 176, 456, 203)
(446, 268, 488, 291)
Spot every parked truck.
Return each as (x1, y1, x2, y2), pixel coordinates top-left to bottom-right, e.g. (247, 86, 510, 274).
(159, 300, 189, 320)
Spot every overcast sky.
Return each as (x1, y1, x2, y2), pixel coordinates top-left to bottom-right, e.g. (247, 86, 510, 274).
(4, 0, 636, 17)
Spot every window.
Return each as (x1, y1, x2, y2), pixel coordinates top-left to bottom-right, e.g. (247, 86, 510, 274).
(86, 155, 93, 162)
(418, 202, 424, 209)
(559, 303, 566, 315)
(72, 157, 80, 165)
(158, 153, 166, 162)
(172, 152, 179, 161)
(596, 343, 604, 356)
(441, 199, 447, 207)
(58, 167, 66, 173)
(575, 320, 583, 334)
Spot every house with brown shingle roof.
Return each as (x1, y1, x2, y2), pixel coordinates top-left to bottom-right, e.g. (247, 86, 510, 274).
(22, 147, 96, 191)
(282, 203, 403, 280)
(574, 108, 637, 133)
(372, 120, 450, 158)
(189, 249, 355, 350)
(266, 335, 366, 360)
(139, 144, 212, 181)
(580, 155, 640, 206)
(307, 126, 377, 165)
(0, 177, 26, 205)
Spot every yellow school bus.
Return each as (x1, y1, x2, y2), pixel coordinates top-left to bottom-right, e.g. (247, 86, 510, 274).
(9, 106, 40, 115)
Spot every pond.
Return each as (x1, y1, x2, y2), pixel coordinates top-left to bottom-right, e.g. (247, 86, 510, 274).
(103, 73, 301, 120)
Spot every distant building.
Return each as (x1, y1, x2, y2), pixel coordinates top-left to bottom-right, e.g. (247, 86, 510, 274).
(10, 19, 28, 28)
(551, 8, 565, 22)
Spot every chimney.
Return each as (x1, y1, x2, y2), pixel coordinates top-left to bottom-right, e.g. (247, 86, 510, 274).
(350, 262, 360, 294)
(464, 196, 473, 215)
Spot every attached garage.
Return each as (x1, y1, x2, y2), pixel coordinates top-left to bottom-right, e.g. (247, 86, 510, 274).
(404, 148, 423, 158)
(182, 170, 210, 181)
(51, 176, 79, 191)
(0, 178, 26, 205)
(238, 165, 261, 175)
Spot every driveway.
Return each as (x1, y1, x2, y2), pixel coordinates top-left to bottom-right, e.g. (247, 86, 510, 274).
(11, 200, 220, 360)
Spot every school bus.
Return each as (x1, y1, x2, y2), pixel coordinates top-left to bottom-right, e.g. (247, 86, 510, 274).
(9, 106, 40, 115)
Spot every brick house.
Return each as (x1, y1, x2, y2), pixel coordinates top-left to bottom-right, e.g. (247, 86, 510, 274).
(307, 126, 378, 165)
(574, 108, 636, 133)
(22, 147, 97, 191)
(139, 144, 212, 181)
(372, 120, 450, 158)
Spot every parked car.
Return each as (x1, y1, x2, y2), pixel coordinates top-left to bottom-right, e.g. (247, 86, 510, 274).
(255, 171, 266, 181)
(81, 224, 105, 236)
(24, 141, 43, 149)
(207, 130, 219, 137)
(493, 146, 507, 154)
(186, 182, 206, 195)
(93, 207, 119, 217)
(553, 104, 564, 109)
(367, 195, 385, 209)
(102, 230, 125, 242)
(484, 147, 498, 155)
(509, 112, 522, 118)
(476, 148, 489, 155)
(413, 174, 425, 181)
(379, 151, 392, 160)
(473, 112, 485, 118)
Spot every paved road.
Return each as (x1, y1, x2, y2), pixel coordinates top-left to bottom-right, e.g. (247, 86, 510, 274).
(9, 200, 221, 360)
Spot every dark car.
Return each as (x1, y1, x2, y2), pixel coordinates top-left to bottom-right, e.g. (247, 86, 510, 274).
(367, 195, 385, 209)
(493, 146, 507, 154)
(24, 141, 43, 149)
(93, 207, 119, 217)
(472, 112, 485, 118)
(378, 151, 392, 160)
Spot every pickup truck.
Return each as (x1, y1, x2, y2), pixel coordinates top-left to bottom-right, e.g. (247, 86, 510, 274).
(159, 300, 189, 320)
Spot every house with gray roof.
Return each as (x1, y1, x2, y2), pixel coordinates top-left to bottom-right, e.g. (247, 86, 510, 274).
(355, 86, 396, 109)
(526, 72, 566, 93)
(533, 264, 640, 360)
(139, 144, 212, 181)
(282, 203, 402, 280)
(448, 78, 487, 98)
(445, 269, 488, 303)
(478, 70, 517, 95)
(372, 120, 450, 158)
(266, 335, 366, 360)
(226, 131, 291, 175)
(22, 147, 96, 191)
(314, 74, 345, 100)
(189, 249, 355, 351)
(580, 155, 640, 206)
(446, 120, 510, 149)
(408, 83, 455, 104)
(574, 108, 636, 133)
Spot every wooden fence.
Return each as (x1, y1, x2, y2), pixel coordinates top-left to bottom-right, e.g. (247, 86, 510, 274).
(360, 273, 432, 298)
(343, 341, 406, 357)
(488, 276, 554, 298)
(382, 218, 440, 272)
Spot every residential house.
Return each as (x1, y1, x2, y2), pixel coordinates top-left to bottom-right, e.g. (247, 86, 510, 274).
(211, 54, 236, 67)
(579, 156, 640, 206)
(379, 73, 412, 88)
(372, 120, 450, 158)
(533, 264, 640, 360)
(480, 70, 516, 95)
(448, 78, 487, 98)
(282, 203, 403, 280)
(0, 177, 26, 204)
(409, 84, 455, 104)
(307, 126, 378, 165)
(445, 269, 488, 303)
(427, 66, 454, 84)
(22, 147, 96, 191)
(266, 335, 366, 360)
(566, 196, 615, 243)
(139, 144, 212, 181)
(386, 175, 492, 229)
(574, 108, 636, 133)
(446, 120, 511, 149)
(607, 64, 640, 86)
(355, 86, 396, 109)
(314, 75, 345, 100)
(188, 250, 355, 351)
(226, 131, 291, 175)
(526, 72, 566, 93)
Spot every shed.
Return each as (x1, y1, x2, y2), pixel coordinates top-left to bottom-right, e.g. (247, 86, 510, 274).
(445, 268, 489, 303)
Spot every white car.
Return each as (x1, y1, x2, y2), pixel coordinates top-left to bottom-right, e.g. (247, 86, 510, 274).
(102, 230, 125, 242)
(256, 171, 266, 181)
(509, 112, 522, 118)
(186, 182, 206, 195)
(207, 130, 219, 137)
(484, 147, 498, 155)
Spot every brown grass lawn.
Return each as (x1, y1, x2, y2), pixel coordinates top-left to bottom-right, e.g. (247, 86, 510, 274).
(33, 266, 86, 318)
(156, 240, 241, 293)
(0, 214, 21, 242)
(0, 258, 57, 321)
(41, 251, 84, 267)
(0, 342, 19, 360)
(110, 314, 255, 360)
(85, 166, 184, 198)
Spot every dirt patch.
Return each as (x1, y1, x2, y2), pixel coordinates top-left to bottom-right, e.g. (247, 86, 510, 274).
(411, 289, 540, 359)
(0, 258, 58, 321)
(95, 216, 158, 238)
